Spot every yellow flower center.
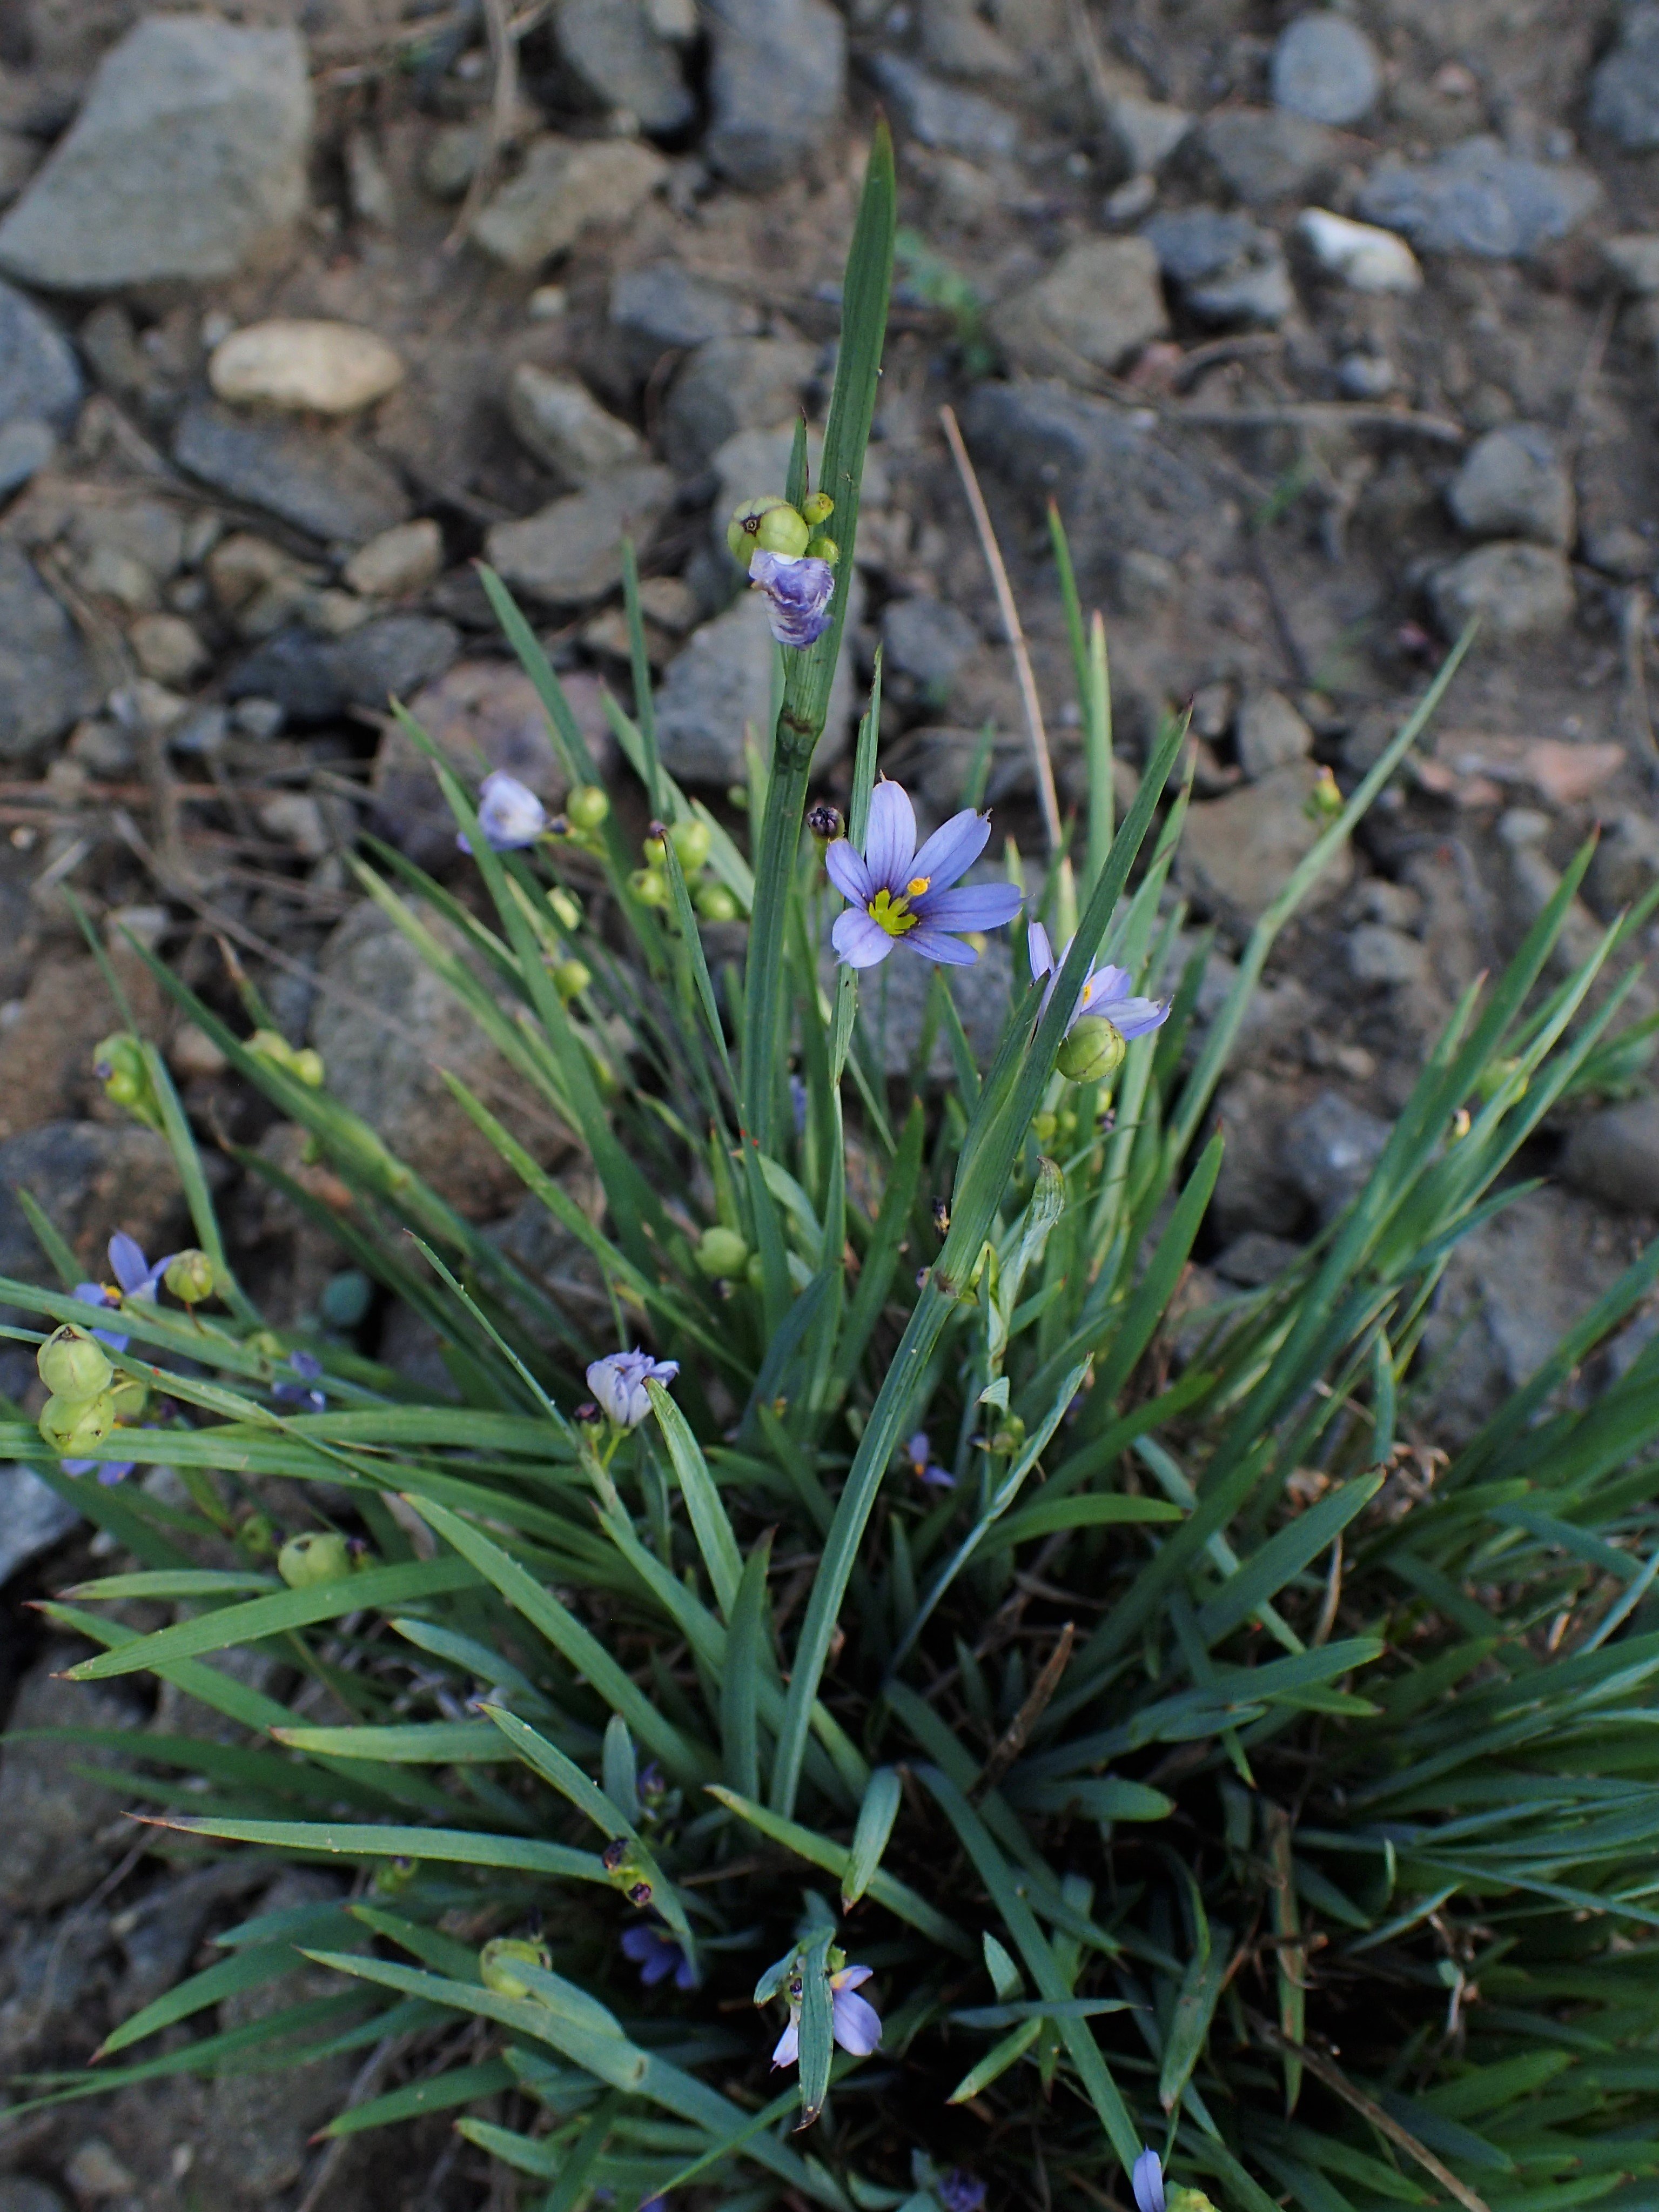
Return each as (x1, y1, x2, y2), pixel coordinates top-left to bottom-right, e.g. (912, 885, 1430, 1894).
(868, 887, 920, 937)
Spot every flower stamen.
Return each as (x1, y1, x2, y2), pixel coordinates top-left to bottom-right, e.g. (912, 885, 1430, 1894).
(868, 888, 919, 937)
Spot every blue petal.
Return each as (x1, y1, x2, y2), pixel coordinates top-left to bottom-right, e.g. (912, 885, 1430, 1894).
(833, 908, 896, 968)
(863, 780, 916, 893)
(1099, 994, 1170, 1038)
(903, 925, 979, 966)
(831, 1987, 882, 2056)
(824, 838, 873, 906)
(1132, 2150, 1165, 2212)
(910, 808, 990, 893)
(108, 1232, 150, 1294)
(912, 882, 1024, 931)
(1027, 921, 1054, 981)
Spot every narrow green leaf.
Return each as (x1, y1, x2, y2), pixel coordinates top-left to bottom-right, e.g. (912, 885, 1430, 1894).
(842, 1767, 903, 1908)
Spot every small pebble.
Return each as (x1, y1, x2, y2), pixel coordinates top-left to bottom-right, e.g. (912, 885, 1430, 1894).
(1271, 12, 1381, 126)
(1298, 207, 1422, 293)
(208, 318, 406, 414)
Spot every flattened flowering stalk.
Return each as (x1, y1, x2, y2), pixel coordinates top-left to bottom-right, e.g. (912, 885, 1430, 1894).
(827, 780, 1022, 968)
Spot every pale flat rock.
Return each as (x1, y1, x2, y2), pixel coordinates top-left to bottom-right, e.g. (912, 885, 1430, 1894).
(209, 320, 405, 415)
(472, 137, 666, 272)
(990, 237, 1168, 377)
(507, 366, 645, 485)
(485, 465, 675, 604)
(342, 519, 443, 599)
(1177, 760, 1352, 929)
(1298, 207, 1422, 293)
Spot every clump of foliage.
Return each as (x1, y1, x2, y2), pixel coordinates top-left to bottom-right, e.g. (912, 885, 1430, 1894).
(6, 127, 1659, 2212)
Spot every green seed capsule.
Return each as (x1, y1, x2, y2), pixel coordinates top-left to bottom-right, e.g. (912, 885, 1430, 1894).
(239, 1512, 277, 1557)
(695, 881, 740, 923)
(805, 533, 839, 565)
(39, 1391, 118, 1454)
(630, 868, 670, 909)
(480, 1936, 550, 1999)
(696, 1226, 750, 1280)
(669, 817, 711, 870)
(554, 958, 592, 1000)
(726, 494, 795, 566)
(801, 492, 835, 527)
(567, 785, 610, 831)
(165, 1250, 216, 1306)
(37, 1326, 113, 1403)
(277, 1531, 353, 1589)
(549, 886, 583, 929)
(1056, 1016, 1126, 1085)
(109, 1375, 149, 1423)
(753, 503, 810, 557)
(291, 1048, 325, 1089)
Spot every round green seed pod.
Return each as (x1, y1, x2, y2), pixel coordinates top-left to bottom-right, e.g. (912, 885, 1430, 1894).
(238, 1512, 277, 1557)
(165, 1250, 217, 1306)
(480, 1936, 550, 1999)
(696, 1225, 750, 1280)
(801, 492, 835, 527)
(695, 881, 740, 923)
(726, 494, 794, 566)
(109, 1375, 149, 1423)
(805, 533, 839, 565)
(37, 1326, 113, 1403)
(39, 1391, 117, 1454)
(548, 886, 583, 929)
(669, 817, 712, 870)
(629, 868, 670, 909)
(277, 1531, 353, 1590)
(291, 1049, 325, 1089)
(567, 785, 611, 831)
(1056, 1016, 1126, 1085)
(752, 503, 810, 557)
(554, 958, 592, 1000)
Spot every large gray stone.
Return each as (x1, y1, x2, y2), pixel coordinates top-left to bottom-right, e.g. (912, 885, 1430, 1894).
(1356, 137, 1600, 259)
(1270, 12, 1381, 126)
(0, 541, 98, 759)
(1447, 423, 1574, 548)
(485, 465, 675, 606)
(1235, 688, 1313, 779)
(1144, 210, 1293, 326)
(1200, 107, 1334, 206)
(0, 278, 79, 434)
(656, 577, 859, 783)
(0, 1462, 80, 1585)
(1284, 1090, 1391, 1222)
(610, 260, 758, 365)
(472, 136, 667, 271)
(661, 337, 817, 472)
(555, 0, 693, 134)
(1562, 1094, 1659, 1213)
(1590, 3, 1659, 152)
(883, 595, 980, 693)
(0, 1648, 147, 1912)
(1177, 761, 1352, 930)
(864, 52, 1019, 159)
(226, 615, 459, 723)
(705, 0, 846, 187)
(508, 365, 646, 485)
(173, 403, 412, 548)
(1429, 541, 1575, 642)
(0, 1121, 181, 1303)
(0, 16, 311, 291)
(990, 236, 1168, 376)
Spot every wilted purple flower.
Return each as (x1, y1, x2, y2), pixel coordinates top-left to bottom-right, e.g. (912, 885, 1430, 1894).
(748, 549, 835, 649)
(587, 1349, 680, 1430)
(1027, 922, 1170, 1040)
(771, 1962, 882, 2068)
(458, 772, 548, 855)
(620, 1922, 697, 1992)
(827, 781, 1022, 970)
(906, 1430, 955, 1490)
(272, 1349, 327, 1412)
(1132, 2148, 1165, 2212)
(73, 1232, 173, 1352)
(938, 2174, 986, 2212)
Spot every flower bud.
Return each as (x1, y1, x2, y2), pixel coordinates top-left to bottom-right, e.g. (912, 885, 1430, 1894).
(669, 817, 711, 870)
(40, 1391, 118, 1453)
(801, 492, 835, 527)
(1031, 1110, 1058, 1144)
(1304, 765, 1343, 822)
(248, 1029, 295, 1068)
(549, 887, 583, 930)
(277, 1531, 353, 1588)
(805, 532, 839, 565)
(807, 803, 844, 844)
(726, 494, 807, 566)
(695, 882, 740, 923)
(567, 785, 611, 832)
(291, 1049, 325, 1089)
(554, 958, 592, 1000)
(480, 1936, 550, 1999)
(696, 1225, 750, 1279)
(630, 868, 670, 909)
(165, 1250, 216, 1306)
(1056, 1017, 1126, 1085)
(38, 1326, 113, 1402)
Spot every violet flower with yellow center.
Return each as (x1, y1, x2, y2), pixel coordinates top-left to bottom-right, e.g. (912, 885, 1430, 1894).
(827, 780, 1021, 968)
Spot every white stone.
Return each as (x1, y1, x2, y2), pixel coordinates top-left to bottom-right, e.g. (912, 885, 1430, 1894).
(344, 520, 444, 599)
(1298, 207, 1422, 294)
(209, 320, 406, 415)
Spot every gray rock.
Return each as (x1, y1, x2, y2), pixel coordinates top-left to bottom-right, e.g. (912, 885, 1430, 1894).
(883, 595, 979, 692)
(864, 52, 1018, 159)
(0, 1462, 80, 1584)
(1270, 12, 1381, 126)
(0, 2183, 67, 2212)
(851, 929, 1015, 1081)
(1429, 540, 1575, 641)
(0, 1647, 146, 1912)
(485, 465, 675, 606)
(1285, 1089, 1391, 1221)
(1200, 107, 1334, 206)
(1177, 761, 1353, 929)
(1590, 4, 1659, 152)
(0, 541, 98, 758)
(1337, 351, 1396, 398)
(1108, 95, 1193, 178)
(1143, 210, 1295, 325)
(610, 260, 758, 366)
(173, 403, 411, 549)
(0, 1122, 181, 1306)
(1562, 1095, 1659, 1212)
(508, 365, 646, 485)
(1447, 423, 1574, 548)
(1214, 1230, 1304, 1285)
(555, 0, 694, 134)
(991, 236, 1168, 376)
(962, 378, 1219, 581)
(1356, 137, 1600, 259)
(0, 16, 311, 291)
(227, 615, 459, 723)
(1346, 922, 1427, 986)
(0, 279, 79, 440)
(0, 417, 53, 497)
(1235, 687, 1313, 778)
(113, 1860, 270, 2015)
(656, 575, 860, 782)
(1587, 809, 1659, 916)
(1212, 1070, 1305, 1238)
(919, 0, 1021, 81)
(660, 336, 816, 471)
(1603, 231, 1659, 294)
(705, 0, 847, 186)
(472, 136, 667, 271)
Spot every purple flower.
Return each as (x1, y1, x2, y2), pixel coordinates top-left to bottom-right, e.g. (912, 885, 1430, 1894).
(906, 1430, 955, 1490)
(827, 782, 1022, 970)
(1027, 922, 1170, 1039)
(771, 1962, 882, 2069)
(1132, 2149, 1165, 2212)
(748, 549, 835, 649)
(587, 1350, 680, 1430)
(620, 1923, 697, 1992)
(73, 1232, 173, 1352)
(62, 1447, 142, 1486)
(938, 2175, 986, 2212)
(272, 1349, 326, 1412)
(458, 772, 548, 855)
